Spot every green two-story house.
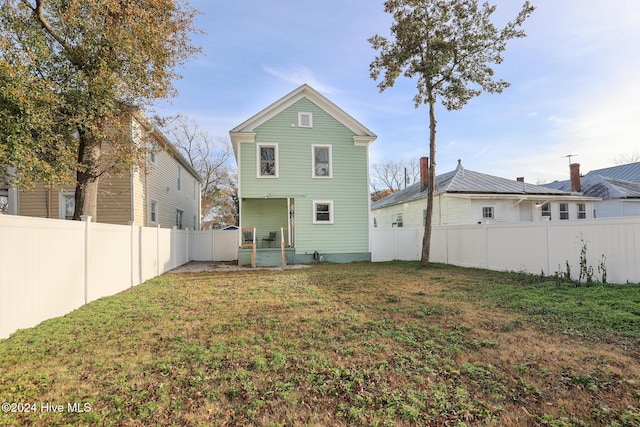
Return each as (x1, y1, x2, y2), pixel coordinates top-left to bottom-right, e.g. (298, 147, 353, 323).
(230, 84, 376, 266)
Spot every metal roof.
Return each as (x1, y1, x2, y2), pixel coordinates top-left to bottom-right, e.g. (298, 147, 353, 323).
(585, 161, 640, 182)
(544, 161, 640, 199)
(544, 174, 640, 199)
(372, 161, 569, 210)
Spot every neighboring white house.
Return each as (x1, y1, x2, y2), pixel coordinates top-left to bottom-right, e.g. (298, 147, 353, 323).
(543, 162, 640, 218)
(372, 158, 599, 228)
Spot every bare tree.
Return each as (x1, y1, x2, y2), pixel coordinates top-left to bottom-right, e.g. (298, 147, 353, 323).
(614, 151, 640, 165)
(157, 115, 238, 228)
(371, 158, 420, 193)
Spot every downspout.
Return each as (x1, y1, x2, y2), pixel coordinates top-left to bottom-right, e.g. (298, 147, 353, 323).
(45, 188, 50, 218)
(237, 146, 242, 246)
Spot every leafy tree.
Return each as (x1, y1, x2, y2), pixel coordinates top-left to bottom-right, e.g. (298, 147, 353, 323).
(369, 0, 534, 266)
(158, 115, 238, 228)
(0, 0, 200, 220)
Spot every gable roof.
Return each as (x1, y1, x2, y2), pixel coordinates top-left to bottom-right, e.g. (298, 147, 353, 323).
(229, 84, 377, 158)
(372, 161, 571, 210)
(132, 110, 203, 183)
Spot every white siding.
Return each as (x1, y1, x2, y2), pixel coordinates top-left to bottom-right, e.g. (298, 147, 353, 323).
(145, 149, 199, 230)
(373, 196, 597, 227)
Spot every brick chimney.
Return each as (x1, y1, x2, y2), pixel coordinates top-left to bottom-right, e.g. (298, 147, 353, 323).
(516, 177, 524, 182)
(570, 163, 581, 192)
(420, 157, 429, 191)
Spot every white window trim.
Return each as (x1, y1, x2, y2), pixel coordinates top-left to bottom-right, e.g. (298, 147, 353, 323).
(298, 112, 313, 128)
(312, 144, 332, 178)
(148, 142, 157, 164)
(256, 143, 279, 178)
(59, 191, 75, 220)
(482, 206, 494, 219)
(559, 202, 569, 220)
(176, 209, 184, 230)
(177, 165, 182, 191)
(577, 203, 586, 219)
(313, 200, 334, 224)
(150, 201, 158, 224)
(392, 212, 403, 227)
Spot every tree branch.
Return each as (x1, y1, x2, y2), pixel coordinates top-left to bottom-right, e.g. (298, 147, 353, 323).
(28, 0, 83, 68)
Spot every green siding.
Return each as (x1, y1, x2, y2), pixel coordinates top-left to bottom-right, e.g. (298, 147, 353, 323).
(241, 198, 287, 246)
(239, 98, 370, 257)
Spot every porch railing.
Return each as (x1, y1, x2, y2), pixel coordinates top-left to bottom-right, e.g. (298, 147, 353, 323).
(241, 227, 256, 267)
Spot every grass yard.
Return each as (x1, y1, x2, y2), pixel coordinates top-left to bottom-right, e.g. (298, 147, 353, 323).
(0, 262, 639, 426)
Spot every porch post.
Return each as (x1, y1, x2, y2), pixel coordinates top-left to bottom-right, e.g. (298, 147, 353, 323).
(287, 197, 292, 247)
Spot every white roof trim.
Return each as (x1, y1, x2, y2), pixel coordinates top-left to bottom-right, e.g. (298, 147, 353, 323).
(229, 84, 376, 140)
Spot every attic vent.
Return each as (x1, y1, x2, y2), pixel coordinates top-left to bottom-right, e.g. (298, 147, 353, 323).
(298, 112, 313, 128)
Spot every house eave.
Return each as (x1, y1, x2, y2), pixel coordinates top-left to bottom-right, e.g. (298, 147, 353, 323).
(230, 132, 257, 160)
(229, 84, 376, 140)
(372, 191, 601, 211)
(131, 109, 203, 183)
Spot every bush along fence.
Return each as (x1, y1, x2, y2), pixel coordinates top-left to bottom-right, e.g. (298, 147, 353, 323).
(0, 215, 239, 339)
(371, 217, 640, 284)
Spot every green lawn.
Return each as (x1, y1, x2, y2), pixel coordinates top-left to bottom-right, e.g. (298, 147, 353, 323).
(0, 262, 638, 426)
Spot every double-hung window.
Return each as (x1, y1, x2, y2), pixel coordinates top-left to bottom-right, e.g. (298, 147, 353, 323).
(559, 203, 569, 220)
(313, 200, 333, 224)
(257, 144, 278, 177)
(150, 201, 157, 224)
(392, 213, 403, 227)
(176, 209, 184, 230)
(312, 145, 332, 178)
(541, 203, 551, 219)
(60, 192, 75, 220)
(577, 203, 586, 219)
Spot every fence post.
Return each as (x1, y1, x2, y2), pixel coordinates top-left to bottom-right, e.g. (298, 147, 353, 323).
(445, 225, 449, 264)
(544, 220, 550, 276)
(172, 226, 178, 270)
(156, 224, 161, 277)
(81, 215, 92, 304)
(484, 223, 489, 268)
(129, 221, 134, 288)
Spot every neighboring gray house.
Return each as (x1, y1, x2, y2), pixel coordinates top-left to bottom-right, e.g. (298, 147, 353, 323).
(543, 162, 640, 218)
(372, 158, 598, 228)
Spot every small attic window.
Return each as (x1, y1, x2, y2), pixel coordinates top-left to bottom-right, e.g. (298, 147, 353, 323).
(298, 112, 313, 128)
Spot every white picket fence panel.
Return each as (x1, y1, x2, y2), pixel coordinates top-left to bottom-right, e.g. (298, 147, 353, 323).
(371, 217, 640, 284)
(0, 215, 239, 338)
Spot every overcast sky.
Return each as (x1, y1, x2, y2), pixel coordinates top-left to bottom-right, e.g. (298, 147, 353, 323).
(155, 0, 640, 184)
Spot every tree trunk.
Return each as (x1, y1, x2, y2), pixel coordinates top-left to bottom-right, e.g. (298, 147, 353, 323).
(420, 99, 437, 267)
(73, 132, 101, 221)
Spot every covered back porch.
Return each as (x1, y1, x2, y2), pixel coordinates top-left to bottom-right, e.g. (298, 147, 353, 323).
(239, 197, 296, 267)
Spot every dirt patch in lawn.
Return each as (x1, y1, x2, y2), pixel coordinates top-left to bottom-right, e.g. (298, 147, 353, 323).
(168, 260, 311, 273)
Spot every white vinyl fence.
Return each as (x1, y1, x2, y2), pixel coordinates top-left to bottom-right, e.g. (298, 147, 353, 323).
(0, 215, 239, 338)
(371, 217, 640, 284)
